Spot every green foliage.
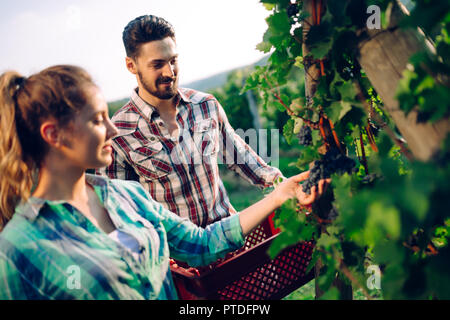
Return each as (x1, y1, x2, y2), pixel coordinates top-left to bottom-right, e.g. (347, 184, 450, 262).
(210, 70, 255, 131)
(395, 0, 450, 122)
(246, 0, 450, 300)
(396, 50, 450, 122)
(107, 98, 128, 118)
(269, 199, 318, 259)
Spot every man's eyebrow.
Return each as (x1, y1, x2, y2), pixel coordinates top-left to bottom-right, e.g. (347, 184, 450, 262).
(149, 59, 166, 64)
(147, 55, 179, 66)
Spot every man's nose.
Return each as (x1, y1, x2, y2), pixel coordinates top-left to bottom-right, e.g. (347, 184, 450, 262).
(163, 62, 175, 78)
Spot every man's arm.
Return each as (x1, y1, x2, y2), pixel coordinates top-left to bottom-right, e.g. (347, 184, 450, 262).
(215, 98, 285, 189)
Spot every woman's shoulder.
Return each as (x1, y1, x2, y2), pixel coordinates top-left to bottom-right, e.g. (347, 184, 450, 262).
(0, 211, 38, 255)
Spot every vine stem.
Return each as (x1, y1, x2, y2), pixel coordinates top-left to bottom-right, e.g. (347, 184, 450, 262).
(365, 124, 379, 152)
(329, 247, 373, 300)
(301, 19, 313, 28)
(338, 261, 372, 300)
(353, 80, 414, 161)
(293, 34, 303, 45)
(297, 116, 320, 130)
(263, 74, 320, 129)
(359, 132, 369, 175)
(354, 138, 362, 163)
(303, 66, 321, 83)
(263, 74, 293, 114)
(315, 246, 373, 300)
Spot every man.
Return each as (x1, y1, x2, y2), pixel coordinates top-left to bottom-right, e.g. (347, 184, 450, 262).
(98, 15, 285, 227)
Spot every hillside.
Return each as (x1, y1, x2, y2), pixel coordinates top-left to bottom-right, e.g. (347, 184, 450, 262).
(181, 55, 268, 92)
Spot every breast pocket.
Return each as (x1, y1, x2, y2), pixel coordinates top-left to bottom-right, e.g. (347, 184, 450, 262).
(129, 136, 172, 180)
(192, 118, 219, 157)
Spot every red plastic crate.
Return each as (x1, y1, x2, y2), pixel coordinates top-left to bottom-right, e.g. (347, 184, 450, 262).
(170, 213, 315, 300)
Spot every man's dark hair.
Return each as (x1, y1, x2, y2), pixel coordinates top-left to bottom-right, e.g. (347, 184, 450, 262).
(122, 15, 176, 59)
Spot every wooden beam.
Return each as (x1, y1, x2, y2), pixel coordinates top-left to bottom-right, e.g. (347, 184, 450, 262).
(357, 2, 450, 161)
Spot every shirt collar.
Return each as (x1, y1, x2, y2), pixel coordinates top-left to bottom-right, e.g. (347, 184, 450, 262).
(15, 174, 110, 222)
(177, 88, 191, 104)
(130, 87, 191, 120)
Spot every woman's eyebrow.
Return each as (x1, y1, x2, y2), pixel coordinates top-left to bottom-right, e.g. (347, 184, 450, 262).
(88, 108, 107, 118)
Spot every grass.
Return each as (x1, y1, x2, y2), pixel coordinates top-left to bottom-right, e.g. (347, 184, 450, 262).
(282, 280, 378, 300)
(283, 280, 316, 300)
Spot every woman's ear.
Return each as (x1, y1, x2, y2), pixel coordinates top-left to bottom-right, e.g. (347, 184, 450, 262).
(40, 121, 62, 148)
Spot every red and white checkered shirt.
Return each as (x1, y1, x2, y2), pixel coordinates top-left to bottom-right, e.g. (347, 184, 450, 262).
(97, 88, 283, 227)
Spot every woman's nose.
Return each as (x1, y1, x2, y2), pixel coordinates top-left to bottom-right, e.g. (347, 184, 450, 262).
(106, 119, 119, 140)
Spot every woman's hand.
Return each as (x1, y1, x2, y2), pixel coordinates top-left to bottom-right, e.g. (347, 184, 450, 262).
(239, 171, 330, 236)
(272, 171, 330, 207)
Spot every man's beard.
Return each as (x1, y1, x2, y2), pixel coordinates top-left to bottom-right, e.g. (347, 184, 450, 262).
(138, 71, 178, 100)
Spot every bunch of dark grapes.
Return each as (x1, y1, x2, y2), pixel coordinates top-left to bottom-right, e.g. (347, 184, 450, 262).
(287, 3, 299, 17)
(361, 173, 382, 186)
(302, 149, 357, 194)
(297, 125, 312, 146)
(328, 205, 339, 220)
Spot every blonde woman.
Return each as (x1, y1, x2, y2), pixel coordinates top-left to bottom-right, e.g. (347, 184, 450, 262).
(0, 65, 327, 299)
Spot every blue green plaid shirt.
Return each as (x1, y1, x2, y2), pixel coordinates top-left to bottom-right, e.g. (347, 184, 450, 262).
(0, 174, 244, 300)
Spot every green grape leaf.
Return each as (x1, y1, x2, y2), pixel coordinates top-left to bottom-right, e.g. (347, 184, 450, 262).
(256, 41, 273, 53)
(337, 81, 357, 102)
(283, 118, 295, 145)
(364, 202, 401, 246)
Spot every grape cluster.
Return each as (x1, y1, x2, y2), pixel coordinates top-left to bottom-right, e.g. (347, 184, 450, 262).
(361, 173, 381, 185)
(287, 3, 299, 17)
(328, 205, 339, 220)
(297, 125, 312, 146)
(302, 149, 357, 194)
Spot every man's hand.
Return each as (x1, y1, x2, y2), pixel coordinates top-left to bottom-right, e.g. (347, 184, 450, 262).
(272, 171, 330, 207)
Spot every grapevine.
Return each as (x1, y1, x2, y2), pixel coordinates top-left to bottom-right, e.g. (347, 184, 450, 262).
(245, 0, 450, 300)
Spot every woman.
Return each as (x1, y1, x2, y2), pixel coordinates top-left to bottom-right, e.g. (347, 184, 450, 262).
(0, 65, 327, 300)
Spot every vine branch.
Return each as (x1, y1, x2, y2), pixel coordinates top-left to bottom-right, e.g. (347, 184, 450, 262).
(354, 80, 414, 161)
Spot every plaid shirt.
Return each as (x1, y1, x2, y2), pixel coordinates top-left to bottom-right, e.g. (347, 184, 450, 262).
(98, 88, 283, 227)
(0, 174, 244, 300)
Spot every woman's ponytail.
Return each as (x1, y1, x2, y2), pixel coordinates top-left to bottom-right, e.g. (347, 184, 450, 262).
(0, 65, 96, 230)
(0, 72, 34, 231)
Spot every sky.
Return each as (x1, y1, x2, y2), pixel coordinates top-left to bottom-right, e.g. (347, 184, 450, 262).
(0, 0, 271, 101)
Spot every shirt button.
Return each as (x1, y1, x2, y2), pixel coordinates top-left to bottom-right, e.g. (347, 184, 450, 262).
(150, 137, 156, 142)
(159, 122, 164, 127)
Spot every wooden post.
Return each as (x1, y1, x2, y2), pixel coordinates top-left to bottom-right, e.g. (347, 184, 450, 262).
(302, 0, 321, 110)
(302, 0, 323, 300)
(357, 2, 450, 161)
(302, 0, 353, 300)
